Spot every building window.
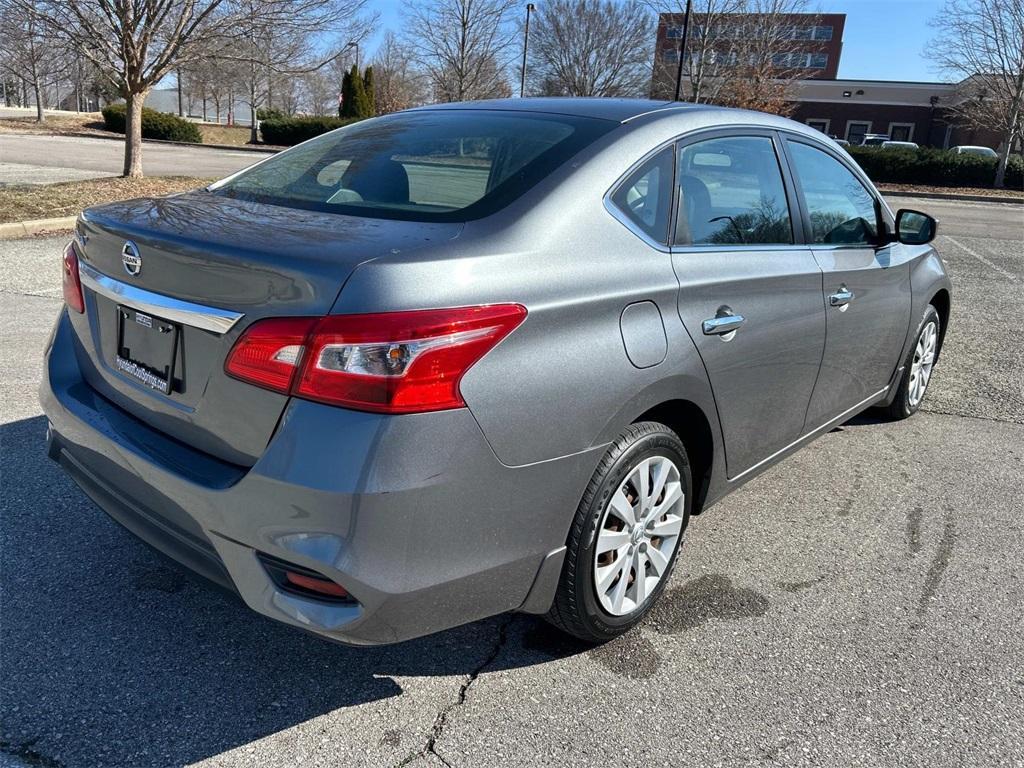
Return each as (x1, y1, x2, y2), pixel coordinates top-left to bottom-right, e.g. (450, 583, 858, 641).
(808, 53, 828, 69)
(662, 48, 680, 62)
(813, 25, 833, 41)
(807, 119, 831, 134)
(772, 52, 829, 69)
(888, 123, 915, 141)
(665, 24, 681, 38)
(846, 121, 871, 145)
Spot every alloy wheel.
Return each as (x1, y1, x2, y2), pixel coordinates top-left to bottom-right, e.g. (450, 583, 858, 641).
(908, 320, 938, 408)
(593, 455, 685, 616)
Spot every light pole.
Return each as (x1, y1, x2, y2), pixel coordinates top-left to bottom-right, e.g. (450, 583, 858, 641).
(520, 3, 535, 98)
(673, 0, 693, 102)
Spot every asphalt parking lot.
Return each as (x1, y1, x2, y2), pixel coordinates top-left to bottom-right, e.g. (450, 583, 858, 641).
(1, 196, 1022, 768)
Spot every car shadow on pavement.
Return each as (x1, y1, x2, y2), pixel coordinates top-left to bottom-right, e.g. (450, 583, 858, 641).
(0, 415, 583, 767)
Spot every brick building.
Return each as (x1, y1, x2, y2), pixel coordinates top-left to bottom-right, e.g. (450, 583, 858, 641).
(652, 11, 1010, 152)
(654, 13, 847, 81)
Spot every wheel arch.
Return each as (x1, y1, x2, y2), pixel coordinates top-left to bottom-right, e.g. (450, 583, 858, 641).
(929, 287, 951, 362)
(632, 399, 715, 515)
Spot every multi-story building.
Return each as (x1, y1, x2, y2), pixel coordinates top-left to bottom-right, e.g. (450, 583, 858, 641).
(650, 11, 1009, 151)
(653, 12, 847, 83)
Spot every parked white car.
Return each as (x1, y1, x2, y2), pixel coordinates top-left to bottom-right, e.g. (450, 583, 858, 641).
(881, 141, 920, 150)
(951, 145, 998, 159)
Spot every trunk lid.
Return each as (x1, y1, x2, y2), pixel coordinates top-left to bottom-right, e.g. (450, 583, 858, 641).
(71, 191, 462, 465)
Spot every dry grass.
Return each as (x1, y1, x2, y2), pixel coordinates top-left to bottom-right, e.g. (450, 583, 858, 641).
(877, 182, 1024, 200)
(0, 176, 213, 224)
(0, 113, 109, 136)
(196, 123, 255, 146)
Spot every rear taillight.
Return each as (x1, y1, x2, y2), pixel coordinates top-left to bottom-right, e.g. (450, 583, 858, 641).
(62, 241, 84, 313)
(223, 317, 317, 392)
(225, 304, 526, 414)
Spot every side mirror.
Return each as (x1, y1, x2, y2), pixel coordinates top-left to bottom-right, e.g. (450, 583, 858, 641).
(895, 209, 937, 245)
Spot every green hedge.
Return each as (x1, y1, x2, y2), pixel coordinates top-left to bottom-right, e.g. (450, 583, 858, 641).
(101, 103, 202, 144)
(847, 146, 1023, 189)
(259, 116, 360, 146)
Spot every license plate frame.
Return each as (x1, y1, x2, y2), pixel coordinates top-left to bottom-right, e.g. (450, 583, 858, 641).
(115, 304, 179, 394)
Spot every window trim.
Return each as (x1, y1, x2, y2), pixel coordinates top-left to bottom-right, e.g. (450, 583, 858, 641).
(669, 126, 807, 249)
(845, 120, 872, 143)
(778, 132, 894, 250)
(806, 118, 831, 134)
(887, 122, 915, 142)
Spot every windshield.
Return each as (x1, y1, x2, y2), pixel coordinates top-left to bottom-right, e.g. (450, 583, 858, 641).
(212, 110, 615, 222)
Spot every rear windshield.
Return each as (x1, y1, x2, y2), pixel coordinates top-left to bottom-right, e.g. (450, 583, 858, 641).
(211, 110, 615, 222)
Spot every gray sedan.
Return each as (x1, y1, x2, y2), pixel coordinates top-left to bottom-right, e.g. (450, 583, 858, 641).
(41, 98, 950, 644)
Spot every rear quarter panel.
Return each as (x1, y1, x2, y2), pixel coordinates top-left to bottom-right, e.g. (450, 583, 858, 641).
(331, 118, 724, 471)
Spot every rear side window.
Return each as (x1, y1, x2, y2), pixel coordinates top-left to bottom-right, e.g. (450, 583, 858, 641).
(212, 110, 614, 222)
(609, 147, 675, 244)
(674, 136, 793, 246)
(787, 141, 878, 245)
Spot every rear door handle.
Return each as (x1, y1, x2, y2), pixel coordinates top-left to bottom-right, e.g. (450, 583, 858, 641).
(702, 307, 745, 337)
(829, 287, 855, 307)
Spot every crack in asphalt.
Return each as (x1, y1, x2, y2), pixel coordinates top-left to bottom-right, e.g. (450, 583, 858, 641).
(919, 406, 1022, 426)
(397, 615, 515, 768)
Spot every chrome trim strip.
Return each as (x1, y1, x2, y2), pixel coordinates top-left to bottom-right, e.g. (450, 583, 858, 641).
(78, 261, 244, 335)
(728, 386, 889, 483)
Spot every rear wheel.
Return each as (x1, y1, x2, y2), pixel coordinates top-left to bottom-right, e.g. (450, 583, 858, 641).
(883, 305, 940, 420)
(546, 422, 690, 643)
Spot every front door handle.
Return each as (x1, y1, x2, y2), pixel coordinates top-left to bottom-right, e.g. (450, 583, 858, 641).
(829, 287, 855, 308)
(702, 307, 745, 338)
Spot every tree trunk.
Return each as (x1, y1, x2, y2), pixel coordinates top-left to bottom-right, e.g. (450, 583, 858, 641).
(249, 75, 259, 144)
(994, 70, 1024, 189)
(122, 91, 147, 178)
(32, 79, 44, 122)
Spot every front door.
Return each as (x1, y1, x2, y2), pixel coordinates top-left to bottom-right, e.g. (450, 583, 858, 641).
(784, 138, 912, 427)
(671, 132, 826, 478)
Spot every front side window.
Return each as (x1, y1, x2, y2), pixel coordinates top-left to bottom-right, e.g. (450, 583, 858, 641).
(609, 147, 674, 244)
(675, 136, 793, 246)
(212, 110, 613, 222)
(787, 140, 879, 245)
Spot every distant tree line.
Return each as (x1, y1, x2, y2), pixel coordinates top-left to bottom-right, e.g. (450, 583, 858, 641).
(1, 0, 1019, 186)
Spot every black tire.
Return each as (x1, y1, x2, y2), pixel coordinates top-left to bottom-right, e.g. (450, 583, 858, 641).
(882, 304, 941, 420)
(546, 421, 691, 643)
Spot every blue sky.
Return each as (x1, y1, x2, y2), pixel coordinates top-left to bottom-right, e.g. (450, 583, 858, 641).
(367, 0, 947, 83)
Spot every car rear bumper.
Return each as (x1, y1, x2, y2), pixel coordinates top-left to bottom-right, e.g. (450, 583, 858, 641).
(40, 309, 598, 645)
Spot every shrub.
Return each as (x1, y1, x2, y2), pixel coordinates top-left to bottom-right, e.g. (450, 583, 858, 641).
(847, 145, 1023, 189)
(101, 103, 202, 144)
(257, 107, 286, 121)
(259, 115, 360, 146)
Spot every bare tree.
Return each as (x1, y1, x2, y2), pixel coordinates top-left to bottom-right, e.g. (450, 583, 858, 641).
(649, 0, 744, 103)
(405, 0, 517, 102)
(528, 0, 653, 97)
(928, 0, 1024, 188)
(223, 0, 375, 142)
(0, 1, 60, 121)
(371, 31, 427, 113)
(18, 0, 231, 176)
(649, 0, 817, 114)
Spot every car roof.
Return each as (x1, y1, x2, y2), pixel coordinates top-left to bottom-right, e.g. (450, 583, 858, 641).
(409, 97, 715, 123)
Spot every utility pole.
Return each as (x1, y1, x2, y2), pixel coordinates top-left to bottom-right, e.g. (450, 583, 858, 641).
(520, 3, 535, 98)
(177, 68, 184, 116)
(673, 0, 693, 102)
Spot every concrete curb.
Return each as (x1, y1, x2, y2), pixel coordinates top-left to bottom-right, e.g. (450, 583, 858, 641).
(880, 189, 1023, 205)
(0, 216, 77, 239)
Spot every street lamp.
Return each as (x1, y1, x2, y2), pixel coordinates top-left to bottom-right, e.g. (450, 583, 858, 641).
(673, 0, 693, 102)
(520, 3, 535, 98)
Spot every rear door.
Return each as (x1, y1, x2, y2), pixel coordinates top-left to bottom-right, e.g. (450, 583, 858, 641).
(670, 130, 826, 478)
(782, 137, 911, 428)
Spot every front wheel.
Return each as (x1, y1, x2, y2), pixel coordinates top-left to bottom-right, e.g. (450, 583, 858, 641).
(883, 305, 941, 420)
(546, 422, 691, 643)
